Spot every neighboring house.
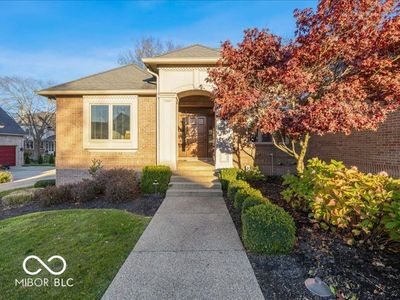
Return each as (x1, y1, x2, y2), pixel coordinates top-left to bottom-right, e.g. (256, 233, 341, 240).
(37, 44, 400, 185)
(0, 107, 25, 167)
(22, 121, 56, 156)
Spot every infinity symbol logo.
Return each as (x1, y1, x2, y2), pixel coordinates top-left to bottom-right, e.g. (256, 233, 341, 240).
(23, 255, 67, 276)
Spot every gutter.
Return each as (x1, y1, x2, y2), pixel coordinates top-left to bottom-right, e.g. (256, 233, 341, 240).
(36, 89, 157, 97)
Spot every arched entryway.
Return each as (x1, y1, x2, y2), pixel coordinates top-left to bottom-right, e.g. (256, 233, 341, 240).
(177, 94, 215, 161)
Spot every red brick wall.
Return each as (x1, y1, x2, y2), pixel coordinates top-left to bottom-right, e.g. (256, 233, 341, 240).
(308, 110, 400, 178)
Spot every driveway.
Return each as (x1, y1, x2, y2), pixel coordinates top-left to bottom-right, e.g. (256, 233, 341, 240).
(0, 166, 55, 192)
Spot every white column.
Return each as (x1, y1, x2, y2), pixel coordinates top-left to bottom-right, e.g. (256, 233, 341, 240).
(158, 94, 178, 170)
(215, 118, 233, 169)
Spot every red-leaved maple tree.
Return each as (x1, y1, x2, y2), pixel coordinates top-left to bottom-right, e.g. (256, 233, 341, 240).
(208, 0, 400, 173)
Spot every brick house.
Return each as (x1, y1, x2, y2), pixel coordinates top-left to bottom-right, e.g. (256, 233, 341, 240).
(37, 45, 400, 184)
(0, 107, 25, 167)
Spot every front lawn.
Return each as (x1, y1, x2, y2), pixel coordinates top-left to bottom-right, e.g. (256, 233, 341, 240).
(0, 209, 150, 300)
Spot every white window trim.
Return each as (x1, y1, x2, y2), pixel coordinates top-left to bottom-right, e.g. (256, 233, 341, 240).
(83, 95, 138, 150)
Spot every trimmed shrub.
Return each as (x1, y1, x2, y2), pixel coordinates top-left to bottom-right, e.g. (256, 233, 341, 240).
(140, 165, 172, 194)
(34, 179, 56, 188)
(35, 185, 73, 207)
(71, 179, 100, 203)
(24, 153, 31, 164)
(237, 166, 265, 182)
(234, 187, 263, 211)
(48, 154, 55, 164)
(105, 170, 140, 202)
(227, 180, 250, 201)
(0, 171, 12, 183)
(219, 168, 240, 191)
(241, 195, 269, 214)
(1, 188, 39, 206)
(242, 203, 296, 255)
(38, 155, 43, 164)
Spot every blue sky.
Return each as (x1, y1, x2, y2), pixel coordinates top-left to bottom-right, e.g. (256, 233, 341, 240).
(0, 1, 316, 84)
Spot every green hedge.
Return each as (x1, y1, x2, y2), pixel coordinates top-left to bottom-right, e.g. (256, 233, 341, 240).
(227, 180, 250, 201)
(234, 187, 263, 211)
(241, 195, 269, 214)
(242, 203, 296, 255)
(219, 168, 240, 191)
(34, 179, 56, 188)
(140, 165, 172, 194)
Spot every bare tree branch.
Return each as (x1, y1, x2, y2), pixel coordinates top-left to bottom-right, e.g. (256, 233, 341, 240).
(0, 76, 55, 161)
(118, 36, 182, 68)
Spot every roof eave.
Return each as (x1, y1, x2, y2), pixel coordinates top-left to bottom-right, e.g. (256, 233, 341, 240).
(36, 89, 157, 97)
(142, 57, 219, 65)
(0, 132, 25, 137)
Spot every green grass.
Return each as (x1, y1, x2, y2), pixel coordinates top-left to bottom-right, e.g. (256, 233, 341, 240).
(0, 186, 35, 199)
(0, 209, 150, 300)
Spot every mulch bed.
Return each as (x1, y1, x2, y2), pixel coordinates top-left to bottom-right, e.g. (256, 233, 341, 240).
(224, 178, 400, 300)
(0, 194, 164, 221)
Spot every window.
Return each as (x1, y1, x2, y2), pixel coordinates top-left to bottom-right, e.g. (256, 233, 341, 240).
(112, 105, 130, 139)
(83, 96, 138, 150)
(91, 105, 109, 139)
(252, 130, 273, 144)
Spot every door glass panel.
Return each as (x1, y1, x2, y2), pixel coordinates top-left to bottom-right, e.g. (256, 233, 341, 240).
(91, 105, 109, 139)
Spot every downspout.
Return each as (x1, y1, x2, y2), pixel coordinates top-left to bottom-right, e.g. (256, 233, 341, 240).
(146, 67, 160, 165)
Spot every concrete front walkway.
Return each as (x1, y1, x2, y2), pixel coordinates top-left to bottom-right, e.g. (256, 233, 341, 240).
(102, 161, 264, 300)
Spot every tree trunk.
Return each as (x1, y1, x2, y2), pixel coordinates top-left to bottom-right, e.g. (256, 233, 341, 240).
(296, 133, 310, 174)
(33, 139, 41, 162)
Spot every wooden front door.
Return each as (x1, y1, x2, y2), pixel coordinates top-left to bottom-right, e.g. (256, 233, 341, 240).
(178, 113, 208, 158)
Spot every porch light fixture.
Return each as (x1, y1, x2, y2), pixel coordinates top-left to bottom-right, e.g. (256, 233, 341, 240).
(305, 277, 334, 298)
(0, 122, 4, 128)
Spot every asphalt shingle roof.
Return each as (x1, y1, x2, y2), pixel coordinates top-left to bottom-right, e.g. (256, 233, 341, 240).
(0, 107, 25, 136)
(39, 64, 156, 93)
(38, 44, 219, 95)
(152, 44, 220, 59)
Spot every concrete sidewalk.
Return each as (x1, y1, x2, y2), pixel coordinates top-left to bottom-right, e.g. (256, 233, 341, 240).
(102, 161, 264, 300)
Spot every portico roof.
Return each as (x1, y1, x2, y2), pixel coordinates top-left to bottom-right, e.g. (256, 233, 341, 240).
(142, 44, 220, 71)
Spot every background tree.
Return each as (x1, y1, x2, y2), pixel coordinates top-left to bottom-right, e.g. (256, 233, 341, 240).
(208, 0, 399, 173)
(0, 76, 55, 161)
(118, 36, 182, 68)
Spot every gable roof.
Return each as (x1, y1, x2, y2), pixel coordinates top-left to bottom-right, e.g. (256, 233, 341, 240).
(152, 44, 220, 59)
(37, 44, 220, 97)
(37, 64, 156, 96)
(0, 107, 25, 136)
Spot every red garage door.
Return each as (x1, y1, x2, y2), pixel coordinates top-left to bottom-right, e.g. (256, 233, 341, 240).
(0, 146, 16, 166)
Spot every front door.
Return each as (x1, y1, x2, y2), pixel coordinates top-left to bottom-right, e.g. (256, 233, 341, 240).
(178, 113, 208, 158)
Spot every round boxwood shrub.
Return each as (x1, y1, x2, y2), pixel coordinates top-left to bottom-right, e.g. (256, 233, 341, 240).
(219, 168, 240, 191)
(227, 180, 250, 201)
(234, 187, 262, 211)
(241, 195, 269, 214)
(242, 203, 296, 255)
